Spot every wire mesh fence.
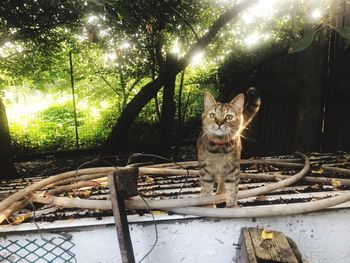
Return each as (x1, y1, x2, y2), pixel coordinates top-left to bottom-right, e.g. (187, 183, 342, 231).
(0, 236, 76, 263)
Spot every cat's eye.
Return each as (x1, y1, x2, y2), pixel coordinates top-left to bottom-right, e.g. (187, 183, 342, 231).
(209, 113, 216, 119)
(225, 114, 234, 121)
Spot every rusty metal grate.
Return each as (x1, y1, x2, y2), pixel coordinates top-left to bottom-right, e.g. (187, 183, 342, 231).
(0, 236, 76, 263)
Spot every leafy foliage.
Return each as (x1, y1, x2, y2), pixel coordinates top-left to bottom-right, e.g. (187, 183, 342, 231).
(0, 0, 336, 153)
(336, 27, 350, 40)
(288, 29, 321, 53)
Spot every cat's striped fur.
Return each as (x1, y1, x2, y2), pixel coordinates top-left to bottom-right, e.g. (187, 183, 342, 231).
(197, 87, 261, 207)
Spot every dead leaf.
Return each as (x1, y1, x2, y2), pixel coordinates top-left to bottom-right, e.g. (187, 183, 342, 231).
(331, 179, 342, 189)
(152, 210, 167, 215)
(11, 213, 32, 225)
(240, 185, 249, 191)
(311, 168, 324, 174)
(82, 189, 92, 198)
(255, 195, 268, 202)
(145, 176, 154, 184)
(311, 184, 321, 190)
(261, 229, 274, 240)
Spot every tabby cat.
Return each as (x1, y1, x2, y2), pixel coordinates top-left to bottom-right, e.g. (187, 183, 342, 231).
(197, 87, 261, 207)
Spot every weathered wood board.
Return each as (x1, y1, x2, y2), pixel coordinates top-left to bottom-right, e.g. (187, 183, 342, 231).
(236, 227, 300, 263)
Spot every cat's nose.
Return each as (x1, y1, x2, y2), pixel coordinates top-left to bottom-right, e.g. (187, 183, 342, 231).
(216, 120, 225, 127)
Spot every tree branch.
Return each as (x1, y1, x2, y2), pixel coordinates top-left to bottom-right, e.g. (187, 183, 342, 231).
(177, 0, 258, 71)
(97, 72, 120, 95)
(102, 0, 259, 152)
(162, 0, 199, 40)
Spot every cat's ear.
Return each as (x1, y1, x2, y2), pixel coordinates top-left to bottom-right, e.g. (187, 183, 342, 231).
(203, 91, 216, 110)
(229, 93, 244, 113)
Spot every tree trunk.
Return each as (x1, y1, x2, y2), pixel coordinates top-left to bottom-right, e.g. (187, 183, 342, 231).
(159, 53, 178, 155)
(101, 0, 258, 154)
(177, 69, 186, 129)
(101, 76, 164, 154)
(0, 96, 17, 179)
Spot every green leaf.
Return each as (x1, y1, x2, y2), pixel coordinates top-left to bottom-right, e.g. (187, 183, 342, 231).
(336, 27, 350, 40)
(33, 68, 41, 75)
(114, 4, 134, 25)
(288, 31, 319, 54)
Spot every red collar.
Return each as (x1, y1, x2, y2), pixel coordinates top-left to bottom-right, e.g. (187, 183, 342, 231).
(208, 139, 235, 146)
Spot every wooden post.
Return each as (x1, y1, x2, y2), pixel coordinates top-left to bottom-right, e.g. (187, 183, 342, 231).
(108, 167, 139, 263)
(235, 228, 301, 263)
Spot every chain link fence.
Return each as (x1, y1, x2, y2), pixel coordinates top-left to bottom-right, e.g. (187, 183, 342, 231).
(0, 236, 76, 263)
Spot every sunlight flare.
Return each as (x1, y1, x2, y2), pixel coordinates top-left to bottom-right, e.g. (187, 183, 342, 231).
(0, 42, 24, 58)
(120, 42, 130, 49)
(244, 32, 261, 47)
(240, 0, 279, 22)
(242, 12, 254, 24)
(104, 52, 117, 64)
(87, 15, 98, 24)
(190, 51, 204, 66)
(311, 8, 322, 19)
(171, 38, 180, 54)
(3, 90, 71, 123)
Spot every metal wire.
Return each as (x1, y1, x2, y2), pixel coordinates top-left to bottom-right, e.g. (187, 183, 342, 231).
(26, 152, 184, 263)
(137, 193, 159, 263)
(127, 153, 190, 196)
(74, 158, 99, 181)
(93, 153, 159, 262)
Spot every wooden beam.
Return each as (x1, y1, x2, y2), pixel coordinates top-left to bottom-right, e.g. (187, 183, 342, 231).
(236, 228, 300, 263)
(108, 167, 139, 263)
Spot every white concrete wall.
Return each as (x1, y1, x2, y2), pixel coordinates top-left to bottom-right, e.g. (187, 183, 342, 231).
(1, 209, 350, 262)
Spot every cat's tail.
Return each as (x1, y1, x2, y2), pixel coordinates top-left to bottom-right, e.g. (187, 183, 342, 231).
(243, 87, 261, 127)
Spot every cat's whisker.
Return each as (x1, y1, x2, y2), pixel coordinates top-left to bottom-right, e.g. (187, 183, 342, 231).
(232, 116, 245, 141)
(201, 130, 209, 139)
(227, 131, 233, 143)
(226, 131, 233, 148)
(227, 131, 240, 152)
(239, 133, 248, 140)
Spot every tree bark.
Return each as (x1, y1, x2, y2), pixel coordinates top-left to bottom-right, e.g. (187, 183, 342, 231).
(0, 96, 17, 179)
(159, 53, 178, 155)
(101, 0, 258, 154)
(101, 76, 164, 154)
(178, 69, 186, 128)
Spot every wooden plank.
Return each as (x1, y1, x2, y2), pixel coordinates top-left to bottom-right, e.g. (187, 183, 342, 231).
(243, 228, 258, 263)
(248, 228, 298, 263)
(235, 228, 258, 263)
(108, 170, 137, 263)
(115, 167, 139, 198)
